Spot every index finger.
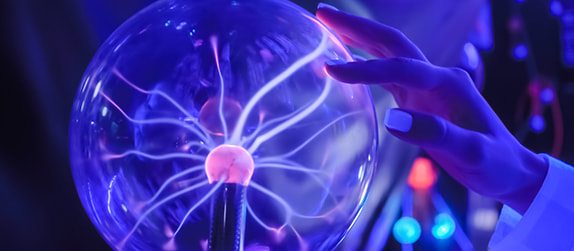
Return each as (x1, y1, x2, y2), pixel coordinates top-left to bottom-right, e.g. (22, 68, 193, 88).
(316, 7, 428, 62)
(325, 57, 444, 90)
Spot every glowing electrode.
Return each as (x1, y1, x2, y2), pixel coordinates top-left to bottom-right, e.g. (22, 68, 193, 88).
(205, 145, 255, 186)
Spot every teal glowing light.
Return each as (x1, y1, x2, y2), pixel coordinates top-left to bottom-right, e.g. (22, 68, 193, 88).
(392, 217, 421, 244)
(432, 213, 456, 239)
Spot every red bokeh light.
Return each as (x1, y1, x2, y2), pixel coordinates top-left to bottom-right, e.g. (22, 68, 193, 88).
(407, 157, 436, 189)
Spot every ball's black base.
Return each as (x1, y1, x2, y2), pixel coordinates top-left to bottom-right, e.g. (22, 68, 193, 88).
(208, 183, 247, 251)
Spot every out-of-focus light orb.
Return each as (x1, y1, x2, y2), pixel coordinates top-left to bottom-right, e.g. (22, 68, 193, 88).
(68, 0, 378, 250)
(530, 114, 546, 133)
(514, 0, 526, 3)
(512, 44, 528, 60)
(540, 87, 555, 104)
(432, 213, 456, 240)
(508, 17, 523, 32)
(550, 0, 563, 17)
(407, 157, 436, 190)
(392, 217, 421, 244)
(471, 209, 498, 231)
(463, 42, 479, 70)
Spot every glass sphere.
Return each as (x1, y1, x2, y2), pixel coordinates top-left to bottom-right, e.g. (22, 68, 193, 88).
(69, 0, 378, 250)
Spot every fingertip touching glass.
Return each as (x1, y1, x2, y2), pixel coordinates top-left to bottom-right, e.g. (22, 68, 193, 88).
(69, 0, 378, 250)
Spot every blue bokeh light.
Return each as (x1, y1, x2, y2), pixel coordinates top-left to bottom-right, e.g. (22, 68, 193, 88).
(550, 0, 563, 17)
(512, 44, 528, 60)
(432, 213, 456, 240)
(463, 42, 480, 70)
(393, 217, 421, 244)
(540, 88, 555, 104)
(530, 115, 546, 133)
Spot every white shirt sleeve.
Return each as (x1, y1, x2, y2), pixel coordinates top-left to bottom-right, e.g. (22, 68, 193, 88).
(488, 154, 574, 250)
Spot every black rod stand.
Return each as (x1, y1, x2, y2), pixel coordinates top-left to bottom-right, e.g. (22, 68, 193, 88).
(208, 183, 247, 251)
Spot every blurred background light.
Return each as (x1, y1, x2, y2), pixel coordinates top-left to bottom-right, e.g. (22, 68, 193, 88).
(393, 217, 422, 244)
(550, 0, 563, 17)
(530, 114, 546, 133)
(540, 87, 555, 104)
(512, 44, 529, 60)
(407, 157, 436, 190)
(432, 213, 456, 240)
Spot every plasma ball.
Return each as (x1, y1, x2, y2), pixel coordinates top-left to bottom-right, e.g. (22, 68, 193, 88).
(205, 144, 254, 186)
(69, 0, 379, 249)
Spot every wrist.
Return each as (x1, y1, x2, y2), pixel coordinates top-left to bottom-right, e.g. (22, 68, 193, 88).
(502, 148, 549, 215)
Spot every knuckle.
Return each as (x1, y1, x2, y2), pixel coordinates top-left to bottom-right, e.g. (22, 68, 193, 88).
(388, 26, 410, 43)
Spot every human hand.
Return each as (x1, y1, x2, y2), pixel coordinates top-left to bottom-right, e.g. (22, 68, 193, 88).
(316, 4, 548, 214)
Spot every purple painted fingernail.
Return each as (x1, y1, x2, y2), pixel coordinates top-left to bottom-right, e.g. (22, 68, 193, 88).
(325, 59, 347, 66)
(317, 2, 339, 11)
(384, 109, 412, 133)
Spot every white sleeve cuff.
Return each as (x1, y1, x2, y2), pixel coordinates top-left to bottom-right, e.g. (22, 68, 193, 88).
(489, 154, 574, 250)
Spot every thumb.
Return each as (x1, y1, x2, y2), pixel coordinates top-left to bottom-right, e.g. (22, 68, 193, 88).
(383, 108, 485, 162)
